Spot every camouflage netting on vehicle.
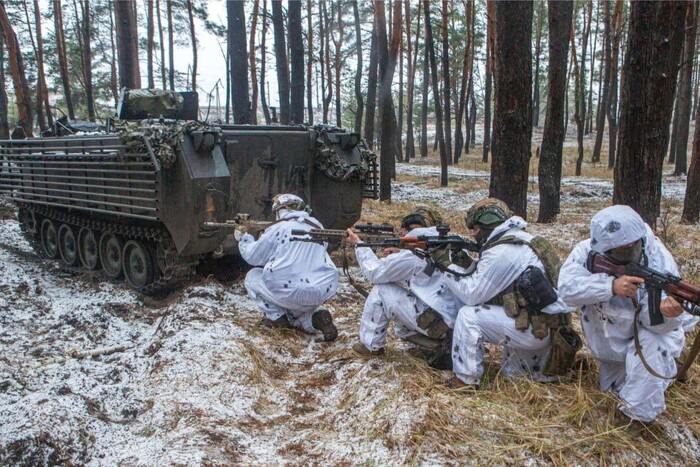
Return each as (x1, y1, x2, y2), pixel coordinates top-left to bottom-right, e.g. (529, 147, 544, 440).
(122, 89, 184, 119)
(315, 136, 377, 182)
(115, 121, 219, 169)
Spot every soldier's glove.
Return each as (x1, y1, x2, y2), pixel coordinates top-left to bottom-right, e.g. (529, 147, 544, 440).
(430, 245, 453, 270)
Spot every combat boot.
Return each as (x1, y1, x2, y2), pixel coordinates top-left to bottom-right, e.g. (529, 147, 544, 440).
(311, 309, 338, 342)
(352, 341, 385, 357)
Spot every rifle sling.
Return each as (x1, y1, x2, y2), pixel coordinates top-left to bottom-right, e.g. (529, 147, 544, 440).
(341, 245, 369, 298)
(632, 299, 700, 380)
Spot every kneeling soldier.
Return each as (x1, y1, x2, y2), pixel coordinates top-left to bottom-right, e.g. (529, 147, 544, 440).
(558, 205, 697, 423)
(347, 207, 461, 368)
(239, 194, 339, 341)
(444, 198, 575, 389)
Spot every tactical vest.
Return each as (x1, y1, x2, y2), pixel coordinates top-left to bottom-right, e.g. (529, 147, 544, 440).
(485, 235, 570, 339)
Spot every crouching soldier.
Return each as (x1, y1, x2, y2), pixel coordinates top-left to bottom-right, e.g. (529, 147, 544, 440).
(346, 207, 461, 368)
(558, 205, 698, 423)
(238, 194, 339, 341)
(444, 198, 576, 389)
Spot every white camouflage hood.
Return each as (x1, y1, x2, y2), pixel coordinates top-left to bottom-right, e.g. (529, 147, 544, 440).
(589, 205, 647, 253)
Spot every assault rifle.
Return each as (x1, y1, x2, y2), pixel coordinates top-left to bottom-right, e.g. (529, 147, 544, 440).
(290, 223, 395, 244)
(361, 224, 480, 253)
(586, 251, 700, 326)
(201, 213, 273, 234)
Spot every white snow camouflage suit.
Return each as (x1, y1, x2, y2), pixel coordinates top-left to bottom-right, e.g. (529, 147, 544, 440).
(239, 210, 339, 333)
(558, 205, 698, 422)
(355, 227, 463, 351)
(445, 216, 573, 386)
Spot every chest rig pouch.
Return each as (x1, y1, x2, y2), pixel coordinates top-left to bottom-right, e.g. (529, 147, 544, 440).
(489, 235, 570, 340)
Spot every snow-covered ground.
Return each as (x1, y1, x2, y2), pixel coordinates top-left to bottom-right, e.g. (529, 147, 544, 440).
(1, 162, 699, 465)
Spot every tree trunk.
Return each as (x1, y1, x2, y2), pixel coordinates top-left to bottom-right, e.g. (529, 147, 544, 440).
(0, 1, 33, 136)
(271, 0, 290, 123)
(306, 0, 313, 125)
(482, 0, 495, 163)
(538, 0, 574, 223)
(249, 0, 260, 124)
(420, 26, 429, 158)
(114, 0, 141, 90)
(320, 0, 332, 124)
(108, 1, 118, 103)
(31, 0, 52, 128)
(397, 6, 404, 162)
(614, 0, 687, 226)
(607, 0, 623, 169)
(532, 0, 544, 128)
(454, 0, 472, 165)
(54, 0, 75, 119)
(260, 0, 271, 123)
(0, 20, 10, 139)
(592, 0, 612, 164)
(424, 1, 447, 185)
(186, 0, 197, 92)
(146, 0, 155, 88)
(490, 0, 533, 217)
(364, 14, 378, 147)
(167, 0, 174, 90)
(376, 0, 401, 200)
(228, 0, 251, 124)
(586, 0, 600, 135)
(353, 1, 363, 133)
(672, 2, 698, 176)
(573, 1, 591, 176)
(331, 1, 343, 127)
(441, 0, 452, 164)
(405, 0, 420, 161)
(156, 0, 166, 89)
(289, 0, 304, 124)
(682, 111, 700, 222)
(81, 0, 95, 120)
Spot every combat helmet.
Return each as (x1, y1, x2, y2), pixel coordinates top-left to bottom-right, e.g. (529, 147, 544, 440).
(401, 205, 443, 230)
(465, 198, 512, 229)
(272, 193, 309, 218)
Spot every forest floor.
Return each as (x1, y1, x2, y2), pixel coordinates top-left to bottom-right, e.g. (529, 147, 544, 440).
(1, 143, 699, 465)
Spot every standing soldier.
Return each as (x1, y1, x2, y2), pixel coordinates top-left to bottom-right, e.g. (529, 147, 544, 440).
(444, 198, 575, 389)
(346, 207, 461, 368)
(238, 194, 339, 341)
(558, 205, 697, 423)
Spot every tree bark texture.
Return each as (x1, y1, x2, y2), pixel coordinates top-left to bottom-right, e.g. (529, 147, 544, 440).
(33, 0, 52, 127)
(186, 0, 197, 92)
(114, 0, 141, 90)
(0, 1, 33, 136)
(607, 0, 623, 169)
(306, 0, 313, 125)
(441, 0, 452, 164)
(228, 0, 251, 124)
(532, 1, 544, 128)
(482, 0, 495, 163)
(364, 15, 378, 147)
(538, 0, 574, 223)
(156, 0, 166, 89)
(353, 1, 363, 134)
(0, 20, 9, 139)
(682, 114, 700, 223)
(420, 25, 428, 158)
(288, 0, 304, 123)
(272, 0, 290, 123)
(405, 1, 420, 161)
(81, 0, 95, 120)
(146, 0, 155, 88)
(54, 0, 75, 119)
(591, 0, 612, 165)
(672, 2, 698, 175)
(424, 0, 447, 185)
(573, 1, 591, 176)
(490, 0, 532, 217)
(331, 1, 343, 127)
(167, 0, 175, 90)
(614, 0, 687, 226)
(260, 0, 271, 124)
(249, 0, 260, 124)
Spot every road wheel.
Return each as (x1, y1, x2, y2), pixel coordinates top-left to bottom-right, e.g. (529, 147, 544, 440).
(78, 228, 100, 270)
(58, 224, 79, 266)
(40, 218, 59, 259)
(99, 232, 124, 279)
(122, 240, 156, 290)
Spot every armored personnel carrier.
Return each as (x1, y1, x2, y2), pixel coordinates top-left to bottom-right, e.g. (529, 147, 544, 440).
(0, 89, 377, 291)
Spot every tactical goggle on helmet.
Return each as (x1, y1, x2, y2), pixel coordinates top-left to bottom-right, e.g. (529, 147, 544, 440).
(401, 206, 442, 230)
(465, 198, 511, 229)
(271, 193, 308, 214)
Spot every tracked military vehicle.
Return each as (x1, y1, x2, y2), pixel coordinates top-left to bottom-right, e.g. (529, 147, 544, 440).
(0, 89, 377, 291)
